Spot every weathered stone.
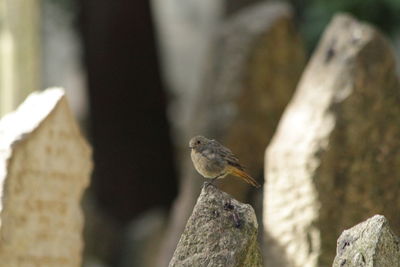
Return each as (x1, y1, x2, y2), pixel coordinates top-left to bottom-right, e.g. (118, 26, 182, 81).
(0, 88, 92, 266)
(159, 2, 305, 265)
(333, 215, 400, 267)
(264, 14, 400, 267)
(169, 184, 262, 267)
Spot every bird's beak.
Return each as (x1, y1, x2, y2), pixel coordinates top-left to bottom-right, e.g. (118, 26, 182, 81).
(189, 146, 193, 150)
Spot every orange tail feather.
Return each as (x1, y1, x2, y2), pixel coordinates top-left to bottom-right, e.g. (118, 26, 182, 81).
(227, 165, 261, 188)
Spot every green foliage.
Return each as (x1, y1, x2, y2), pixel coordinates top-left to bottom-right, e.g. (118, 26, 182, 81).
(45, 0, 76, 13)
(295, 0, 400, 51)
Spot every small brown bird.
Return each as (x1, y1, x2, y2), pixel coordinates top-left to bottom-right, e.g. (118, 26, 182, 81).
(189, 135, 260, 188)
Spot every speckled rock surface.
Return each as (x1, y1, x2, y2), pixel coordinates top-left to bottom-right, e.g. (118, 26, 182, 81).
(264, 14, 400, 267)
(333, 215, 400, 267)
(169, 184, 262, 267)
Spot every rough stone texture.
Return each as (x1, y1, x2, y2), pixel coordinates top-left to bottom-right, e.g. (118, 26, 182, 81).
(333, 215, 400, 267)
(0, 88, 92, 266)
(169, 184, 262, 267)
(159, 2, 305, 265)
(264, 14, 400, 267)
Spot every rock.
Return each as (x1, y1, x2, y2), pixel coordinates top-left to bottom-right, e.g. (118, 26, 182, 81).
(263, 14, 400, 267)
(169, 184, 262, 267)
(333, 215, 400, 267)
(0, 88, 92, 266)
(159, 2, 305, 265)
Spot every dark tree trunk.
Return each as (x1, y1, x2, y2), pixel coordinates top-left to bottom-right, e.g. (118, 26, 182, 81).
(77, 0, 177, 223)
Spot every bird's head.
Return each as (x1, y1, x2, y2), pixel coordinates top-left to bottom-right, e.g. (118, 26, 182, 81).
(189, 135, 209, 151)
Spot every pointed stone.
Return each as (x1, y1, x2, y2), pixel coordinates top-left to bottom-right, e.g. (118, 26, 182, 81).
(333, 215, 400, 267)
(169, 185, 262, 267)
(0, 88, 92, 266)
(264, 14, 400, 266)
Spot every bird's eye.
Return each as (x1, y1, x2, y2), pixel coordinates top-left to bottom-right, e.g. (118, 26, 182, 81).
(196, 140, 201, 145)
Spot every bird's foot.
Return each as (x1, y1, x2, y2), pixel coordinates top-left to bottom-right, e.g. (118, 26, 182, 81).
(203, 174, 223, 188)
(204, 180, 217, 188)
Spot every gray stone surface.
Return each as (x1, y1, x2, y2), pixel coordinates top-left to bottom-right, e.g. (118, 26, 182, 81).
(333, 215, 400, 267)
(169, 184, 262, 267)
(159, 2, 305, 265)
(264, 14, 400, 267)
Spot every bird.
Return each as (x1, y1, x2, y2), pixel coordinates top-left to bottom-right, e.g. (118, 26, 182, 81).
(189, 135, 260, 188)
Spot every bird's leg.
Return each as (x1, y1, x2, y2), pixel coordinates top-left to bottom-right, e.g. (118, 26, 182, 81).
(205, 173, 225, 188)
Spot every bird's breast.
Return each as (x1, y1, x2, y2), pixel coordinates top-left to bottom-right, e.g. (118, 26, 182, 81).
(191, 149, 225, 178)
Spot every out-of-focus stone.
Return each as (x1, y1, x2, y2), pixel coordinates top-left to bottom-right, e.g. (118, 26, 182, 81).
(264, 14, 400, 266)
(199, 2, 305, 198)
(158, 2, 305, 266)
(0, 88, 92, 266)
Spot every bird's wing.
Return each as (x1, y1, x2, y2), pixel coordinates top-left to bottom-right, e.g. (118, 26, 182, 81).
(209, 140, 244, 170)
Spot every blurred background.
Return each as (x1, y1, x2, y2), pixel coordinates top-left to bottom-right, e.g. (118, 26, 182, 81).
(1, 0, 400, 266)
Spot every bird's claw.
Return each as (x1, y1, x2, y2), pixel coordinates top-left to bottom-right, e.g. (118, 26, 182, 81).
(204, 181, 216, 188)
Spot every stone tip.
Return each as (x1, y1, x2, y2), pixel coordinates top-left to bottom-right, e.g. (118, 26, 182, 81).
(169, 182, 262, 266)
(333, 214, 400, 267)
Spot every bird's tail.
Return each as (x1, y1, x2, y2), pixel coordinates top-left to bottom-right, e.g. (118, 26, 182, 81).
(227, 165, 261, 188)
